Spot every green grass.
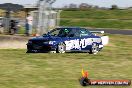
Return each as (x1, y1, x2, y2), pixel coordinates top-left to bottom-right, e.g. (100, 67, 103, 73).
(60, 19, 132, 29)
(1, 9, 132, 29)
(61, 10, 132, 19)
(18, 27, 36, 35)
(60, 10, 132, 29)
(0, 34, 132, 88)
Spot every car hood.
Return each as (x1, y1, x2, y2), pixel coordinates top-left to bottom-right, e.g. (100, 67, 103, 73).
(29, 36, 61, 41)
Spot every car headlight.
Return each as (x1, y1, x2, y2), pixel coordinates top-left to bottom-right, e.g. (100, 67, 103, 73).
(43, 41, 56, 44)
(49, 41, 55, 44)
(43, 41, 49, 44)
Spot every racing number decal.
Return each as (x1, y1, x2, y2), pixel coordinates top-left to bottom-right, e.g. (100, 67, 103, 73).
(65, 39, 80, 50)
(65, 38, 93, 50)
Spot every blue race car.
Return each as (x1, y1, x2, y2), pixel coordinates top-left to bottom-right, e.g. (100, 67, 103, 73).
(27, 27, 103, 54)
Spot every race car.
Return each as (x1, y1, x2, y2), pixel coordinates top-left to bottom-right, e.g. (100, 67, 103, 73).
(27, 27, 104, 54)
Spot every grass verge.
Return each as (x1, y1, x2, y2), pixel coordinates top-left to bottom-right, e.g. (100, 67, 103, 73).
(60, 10, 132, 29)
(60, 19, 132, 29)
(0, 34, 132, 88)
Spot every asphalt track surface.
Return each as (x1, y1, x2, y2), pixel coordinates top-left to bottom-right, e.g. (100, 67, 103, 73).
(89, 29, 132, 35)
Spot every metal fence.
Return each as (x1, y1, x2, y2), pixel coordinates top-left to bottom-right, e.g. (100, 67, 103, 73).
(31, 10, 60, 35)
(34, 0, 59, 35)
(0, 0, 60, 35)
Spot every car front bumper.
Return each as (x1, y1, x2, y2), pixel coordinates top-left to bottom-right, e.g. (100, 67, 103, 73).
(99, 45, 104, 48)
(27, 43, 57, 52)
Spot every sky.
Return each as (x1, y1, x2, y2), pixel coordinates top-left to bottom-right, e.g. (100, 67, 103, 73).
(0, 0, 132, 8)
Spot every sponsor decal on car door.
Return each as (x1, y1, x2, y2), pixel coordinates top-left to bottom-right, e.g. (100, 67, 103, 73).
(65, 38, 93, 51)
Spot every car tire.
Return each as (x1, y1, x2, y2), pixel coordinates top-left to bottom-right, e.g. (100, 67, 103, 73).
(57, 43, 66, 53)
(89, 43, 99, 54)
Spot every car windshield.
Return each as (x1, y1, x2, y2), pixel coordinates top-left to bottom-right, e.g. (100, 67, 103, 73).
(48, 28, 71, 37)
(46, 28, 92, 37)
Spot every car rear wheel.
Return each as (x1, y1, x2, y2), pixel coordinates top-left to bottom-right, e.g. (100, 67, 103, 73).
(89, 43, 99, 54)
(57, 43, 66, 53)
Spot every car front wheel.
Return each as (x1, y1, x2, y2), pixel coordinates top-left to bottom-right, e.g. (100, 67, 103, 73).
(89, 43, 99, 54)
(57, 43, 66, 53)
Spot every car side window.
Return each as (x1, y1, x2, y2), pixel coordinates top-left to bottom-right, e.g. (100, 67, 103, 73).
(58, 28, 71, 37)
(67, 28, 80, 37)
(74, 29, 80, 37)
(80, 29, 92, 37)
(50, 29, 60, 36)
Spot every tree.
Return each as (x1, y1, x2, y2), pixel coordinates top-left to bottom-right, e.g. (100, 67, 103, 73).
(93, 5, 99, 9)
(79, 3, 92, 9)
(111, 5, 118, 10)
(0, 3, 23, 12)
(63, 5, 68, 9)
(69, 3, 77, 9)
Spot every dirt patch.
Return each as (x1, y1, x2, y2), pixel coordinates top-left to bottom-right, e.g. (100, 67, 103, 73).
(0, 35, 32, 49)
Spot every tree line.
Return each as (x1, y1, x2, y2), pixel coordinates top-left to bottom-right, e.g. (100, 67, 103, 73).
(60, 3, 120, 10)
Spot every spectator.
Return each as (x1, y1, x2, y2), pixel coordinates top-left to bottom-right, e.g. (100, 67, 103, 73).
(9, 20, 18, 34)
(25, 14, 33, 36)
(15, 21, 19, 34)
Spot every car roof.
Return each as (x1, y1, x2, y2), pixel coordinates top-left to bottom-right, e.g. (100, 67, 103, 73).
(57, 27, 81, 29)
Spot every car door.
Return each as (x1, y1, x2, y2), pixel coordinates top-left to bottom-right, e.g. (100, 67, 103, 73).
(64, 28, 81, 51)
(79, 28, 93, 51)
